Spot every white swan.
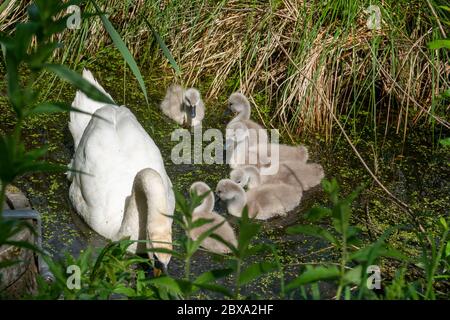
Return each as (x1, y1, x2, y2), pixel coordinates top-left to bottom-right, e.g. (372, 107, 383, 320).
(188, 182, 237, 254)
(68, 69, 175, 271)
(160, 84, 205, 127)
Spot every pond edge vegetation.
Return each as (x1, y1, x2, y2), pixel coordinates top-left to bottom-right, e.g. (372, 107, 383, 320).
(0, 0, 449, 299)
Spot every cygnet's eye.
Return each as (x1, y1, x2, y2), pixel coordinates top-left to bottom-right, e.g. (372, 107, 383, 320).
(237, 180, 241, 184)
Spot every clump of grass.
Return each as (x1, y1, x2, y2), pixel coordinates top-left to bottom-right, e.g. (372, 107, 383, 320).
(2, 1, 447, 141)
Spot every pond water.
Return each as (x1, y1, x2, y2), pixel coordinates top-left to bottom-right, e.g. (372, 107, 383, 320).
(0, 49, 448, 298)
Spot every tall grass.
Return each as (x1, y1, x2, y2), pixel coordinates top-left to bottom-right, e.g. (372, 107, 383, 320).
(1, 0, 447, 140)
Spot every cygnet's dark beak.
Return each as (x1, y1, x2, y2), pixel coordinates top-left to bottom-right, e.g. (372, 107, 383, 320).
(190, 104, 196, 118)
(214, 192, 221, 204)
(223, 107, 232, 117)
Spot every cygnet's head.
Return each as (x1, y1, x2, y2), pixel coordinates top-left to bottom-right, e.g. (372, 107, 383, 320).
(215, 179, 242, 201)
(183, 88, 202, 118)
(228, 92, 250, 114)
(230, 168, 249, 187)
(190, 181, 211, 198)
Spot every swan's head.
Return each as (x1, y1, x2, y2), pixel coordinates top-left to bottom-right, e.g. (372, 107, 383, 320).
(215, 179, 243, 201)
(152, 252, 170, 276)
(150, 236, 172, 276)
(183, 88, 202, 118)
(231, 165, 262, 189)
(190, 181, 211, 198)
(230, 168, 249, 188)
(228, 92, 250, 114)
(190, 181, 214, 212)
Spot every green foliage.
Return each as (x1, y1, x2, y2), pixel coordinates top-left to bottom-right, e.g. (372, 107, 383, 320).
(428, 39, 450, 50)
(91, 0, 149, 104)
(145, 19, 181, 76)
(287, 179, 408, 299)
(0, 0, 160, 292)
(1, 1, 448, 300)
(286, 178, 449, 300)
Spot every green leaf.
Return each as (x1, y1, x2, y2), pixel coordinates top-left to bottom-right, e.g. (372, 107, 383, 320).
(147, 276, 191, 295)
(438, 5, 450, 13)
(237, 207, 261, 257)
(194, 268, 234, 285)
(343, 265, 363, 285)
(14, 22, 39, 61)
(190, 217, 215, 230)
(44, 64, 114, 105)
(445, 241, 450, 258)
(305, 206, 332, 221)
(190, 220, 225, 254)
(18, 161, 67, 176)
(286, 266, 340, 291)
(30, 102, 74, 114)
(27, 42, 61, 68)
(0, 260, 21, 269)
(208, 233, 239, 255)
(4, 240, 43, 254)
(91, 0, 148, 104)
(238, 262, 278, 286)
(439, 138, 450, 147)
(0, 0, 13, 14)
(112, 284, 136, 297)
(193, 283, 233, 298)
(245, 243, 273, 257)
(29, 102, 105, 120)
(286, 224, 338, 245)
(428, 39, 450, 50)
(145, 19, 181, 75)
(439, 217, 448, 230)
(175, 190, 190, 220)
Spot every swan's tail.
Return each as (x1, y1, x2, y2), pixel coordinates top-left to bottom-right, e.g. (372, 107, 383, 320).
(293, 163, 324, 191)
(69, 69, 115, 150)
(296, 145, 309, 163)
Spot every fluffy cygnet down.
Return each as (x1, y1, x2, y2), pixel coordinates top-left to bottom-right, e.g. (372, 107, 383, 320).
(160, 84, 205, 126)
(230, 162, 324, 191)
(189, 181, 237, 254)
(215, 179, 302, 220)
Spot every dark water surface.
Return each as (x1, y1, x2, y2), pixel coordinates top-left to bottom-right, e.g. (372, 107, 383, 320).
(0, 51, 448, 298)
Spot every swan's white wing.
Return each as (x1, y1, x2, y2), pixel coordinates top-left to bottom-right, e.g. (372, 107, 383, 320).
(69, 69, 115, 151)
(70, 104, 174, 238)
(114, 106, 174, 212)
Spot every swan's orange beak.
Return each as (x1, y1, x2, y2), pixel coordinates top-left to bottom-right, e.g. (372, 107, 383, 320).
(152, 255, 168, 277)
(153, 267, 163, 277)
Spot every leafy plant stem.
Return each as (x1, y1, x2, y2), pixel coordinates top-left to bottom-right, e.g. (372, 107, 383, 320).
(234, 259, 242, 299)
(336, 231, 348, 300)
(425, 229, 449, 299)
(0, 181, 6, 219)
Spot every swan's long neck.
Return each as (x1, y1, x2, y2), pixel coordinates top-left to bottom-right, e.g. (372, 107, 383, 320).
(232, 103, 251, 122)
(243, 166, 261, 188)
(117, 169, 172, 263)
(227, 186, 247, 217)
(194, 190, 215, 214)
